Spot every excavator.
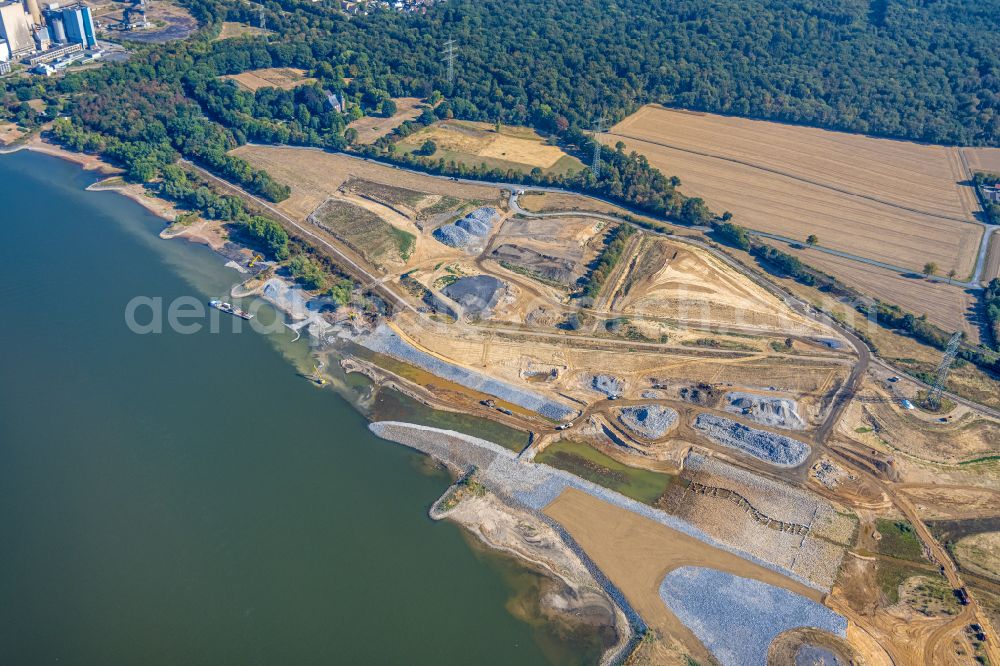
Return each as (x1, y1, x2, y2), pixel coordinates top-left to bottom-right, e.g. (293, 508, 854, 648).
(248, 254, 263, 269)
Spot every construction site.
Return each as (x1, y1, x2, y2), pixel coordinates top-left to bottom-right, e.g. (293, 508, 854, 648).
(177, 139, 1000, 666)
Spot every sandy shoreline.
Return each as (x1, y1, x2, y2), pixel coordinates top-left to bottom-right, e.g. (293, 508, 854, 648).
(1, 137, 230, 251)
(431, 477, 635, 665)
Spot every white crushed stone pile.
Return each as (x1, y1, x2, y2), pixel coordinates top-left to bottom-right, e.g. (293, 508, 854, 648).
(591, 374, 624, 398)
(616, 404, 678, 439)
(432, 207, 499, 252)
(693, 413, 810, 467)
(659, 567, 847, 666)
(723, 391, 805, 430)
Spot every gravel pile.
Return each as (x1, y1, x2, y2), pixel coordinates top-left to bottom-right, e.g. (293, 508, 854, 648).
(724, 391, 805, 430)
(359, 325, 576, 420)
(693, 413, 810, 467)
(432, 207, 499, 252)
(591, 374, 624, 398)
(433, 224, 474, 249)
(369, 422, 827, 594)
(659, 566, 846, 666)
(442, 275, 505, 317)
(616, 405, 678, 439)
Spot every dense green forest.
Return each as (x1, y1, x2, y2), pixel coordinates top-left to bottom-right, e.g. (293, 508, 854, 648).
(191, 0, 1000, 146)
(6, 0, 998, 211)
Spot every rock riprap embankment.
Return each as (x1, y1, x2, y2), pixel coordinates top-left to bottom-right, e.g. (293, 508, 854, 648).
(659, 566, 846, 666)
(368, 422, 833, 594)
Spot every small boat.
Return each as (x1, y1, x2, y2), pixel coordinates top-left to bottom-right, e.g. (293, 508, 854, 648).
(209, 300, 254, 320)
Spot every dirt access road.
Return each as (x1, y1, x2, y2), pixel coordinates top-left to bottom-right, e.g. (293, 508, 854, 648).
(507, 190, 871, 446)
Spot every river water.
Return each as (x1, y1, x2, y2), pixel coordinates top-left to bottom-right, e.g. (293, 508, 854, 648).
(0, 151, 596, 664)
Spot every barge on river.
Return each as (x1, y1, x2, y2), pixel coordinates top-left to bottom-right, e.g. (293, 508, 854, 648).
(209, 300, 254, 320)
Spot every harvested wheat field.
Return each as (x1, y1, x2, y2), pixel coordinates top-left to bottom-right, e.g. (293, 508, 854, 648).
(603, 106, 982, 275)
(985, 233, 1000, 282)
(790, 246, 981, 340)
(610, 105, 979, 220)
(617, 237, 828, 334)
(964, 147, 1000, 175)
(543, 487, 828, 663)
(231, 144, 503, 220)
(347, 98, 426, 145)
(398, 120, 582, 176)
(223, 68, 316, 92)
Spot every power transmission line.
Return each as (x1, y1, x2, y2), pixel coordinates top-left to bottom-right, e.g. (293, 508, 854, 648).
(591, 113, 606, 179)
(442, 38, 457, 86)
(925, 331, 962, 409)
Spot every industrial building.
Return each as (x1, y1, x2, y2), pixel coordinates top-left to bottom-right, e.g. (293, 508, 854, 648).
(53, 3, 96, 48)
(0, 0, 99, 71)
(0, 1, 33, 57)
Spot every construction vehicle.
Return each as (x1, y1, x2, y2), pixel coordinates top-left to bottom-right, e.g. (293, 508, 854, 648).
(248, 254, 263, 268)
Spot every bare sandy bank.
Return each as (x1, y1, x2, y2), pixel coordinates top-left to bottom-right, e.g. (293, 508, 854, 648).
(431, 479, 634, 666)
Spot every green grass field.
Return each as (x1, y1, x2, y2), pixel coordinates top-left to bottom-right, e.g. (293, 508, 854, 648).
(310, 199, 415, 267)
(876, 519, 926, 561)
(535, 440, 675, 504)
